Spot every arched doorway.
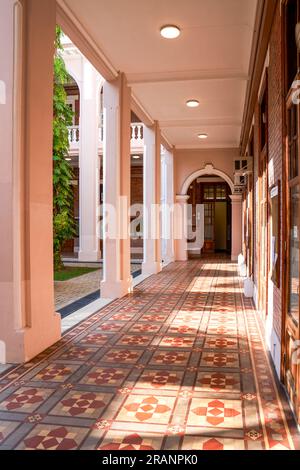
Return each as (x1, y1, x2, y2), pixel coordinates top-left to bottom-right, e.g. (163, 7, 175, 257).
(186, 175, 232, 257)
(177, 164, 241, 261)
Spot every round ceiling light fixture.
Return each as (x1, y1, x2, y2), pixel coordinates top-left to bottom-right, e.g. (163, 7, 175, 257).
(132, 155, 141, 159)
(198, 133, 208, 139)
(186, 99, 200, 108)
(65, 157, 72, 161)
(160, 24, 181, 39)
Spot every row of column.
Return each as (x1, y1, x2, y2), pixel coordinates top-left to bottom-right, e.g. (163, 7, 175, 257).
(64, 54, 176, 272)
(0, 0, 241, 364)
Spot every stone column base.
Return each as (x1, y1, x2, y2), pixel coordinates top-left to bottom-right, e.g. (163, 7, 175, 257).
(78, 251, 101, 262)
(142, 261, 162, 276)
(101, 277, 133, 299)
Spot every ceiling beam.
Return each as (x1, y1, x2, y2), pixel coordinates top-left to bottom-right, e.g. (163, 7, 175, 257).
(56, 0, 117, 81)
(160, 132, 173, 152)
(160, 118, 242, 128)
(131, 93, 154, 127)
(127, 70, 249, 85)
(175, 143, 239, 150)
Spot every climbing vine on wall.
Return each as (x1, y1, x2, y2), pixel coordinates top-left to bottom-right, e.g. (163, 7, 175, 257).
(53, 26, 75, 270)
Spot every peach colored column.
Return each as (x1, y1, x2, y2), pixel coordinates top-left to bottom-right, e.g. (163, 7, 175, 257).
(142, 122, 162, 275)
(230, 194, 243, 261)
(100, 73, 132, 298)
(174, 195, 189, 261)
(0, 0, 61, 364)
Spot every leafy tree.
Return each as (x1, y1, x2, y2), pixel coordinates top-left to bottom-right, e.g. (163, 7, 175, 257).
(53, 27, 75, 270)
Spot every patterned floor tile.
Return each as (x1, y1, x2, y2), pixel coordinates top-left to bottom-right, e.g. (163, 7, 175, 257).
(17, 425, 89, 450)
(0, 387, 54, 413)
(149, 350, 190, 366)
(49, 390, 113, 418)
(203, 336, 238, 350)
(95, 322, 124, 332)
(0, 258, 299, 451)
(116, 335, 153, 347)
(195, 372, 241, 393)
(200, 352, 240, 368)
(32, 364, 80, 383)
(134, 369, 184, 390)
(80, 367, 130, 387)
(77, 333, 111, 346)
(138, 314, 169, 323)
(182, 435, 245, 450)
(167, 324, 199, 336)
(116, 394, 176, 424)
(187, 398, 243, 428)
(56, 346, 97, 361)
(97, 430, 164, 450)
(0, 421, 21, 444)
(128, 324, 162, 334)
(159, 336, 195, 348)
(101, 348, 144, 364)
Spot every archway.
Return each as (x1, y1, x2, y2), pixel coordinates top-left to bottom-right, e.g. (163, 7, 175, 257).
(175, 164, 242, 261)
(180, 164, 234, 196)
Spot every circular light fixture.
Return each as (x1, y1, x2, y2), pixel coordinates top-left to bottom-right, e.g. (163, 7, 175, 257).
(186, 99, 200, 108)
(132, 155, 140, 159)
(65, 157, 72, 161)
(160, 24, 181, 39)
(198, 133, 208, 139)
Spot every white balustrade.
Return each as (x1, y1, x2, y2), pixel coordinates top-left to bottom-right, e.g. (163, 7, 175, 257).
(131, 123, 144, 144)
(68, 123, 144, 151)
(68, 125, 80, 150)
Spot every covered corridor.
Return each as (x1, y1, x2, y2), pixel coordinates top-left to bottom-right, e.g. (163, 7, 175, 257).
(2, 0, 300, 453)
(0, 259, 298, 450)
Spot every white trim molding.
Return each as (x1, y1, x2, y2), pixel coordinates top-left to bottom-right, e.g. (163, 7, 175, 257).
(180, 164, 234, 195)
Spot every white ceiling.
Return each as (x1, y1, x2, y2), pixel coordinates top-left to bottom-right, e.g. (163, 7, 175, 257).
(62, 0, 259, 149)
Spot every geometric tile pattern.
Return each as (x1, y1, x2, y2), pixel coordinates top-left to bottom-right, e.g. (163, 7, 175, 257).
(0, 258, 299, 450)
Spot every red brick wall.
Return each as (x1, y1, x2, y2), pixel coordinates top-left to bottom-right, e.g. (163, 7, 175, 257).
(267, 4, 284, 340)
(131, 166, 143, 205)
(251, 4, 284, 341)
(253, 103, 260, 294)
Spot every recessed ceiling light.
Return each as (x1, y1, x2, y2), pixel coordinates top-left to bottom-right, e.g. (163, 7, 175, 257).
(186, 99, 199, 108)
(198, 133, 208, 139)
(65, 157, 72, 161)
(160, 25, 181, 39)
(132, 155, 140, 159)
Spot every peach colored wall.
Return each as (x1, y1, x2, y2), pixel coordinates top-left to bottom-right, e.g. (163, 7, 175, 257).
(174, 148, 239, 195)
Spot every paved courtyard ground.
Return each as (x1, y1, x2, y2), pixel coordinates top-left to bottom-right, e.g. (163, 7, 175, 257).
(54, 264, 141, 311)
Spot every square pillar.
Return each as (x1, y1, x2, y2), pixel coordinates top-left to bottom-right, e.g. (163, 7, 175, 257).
(142, 122, 162, 275)
(100, 73, 132, 298)
(78, 59, 102, 262)
(230, 194, 243, 261)
(161, 148, 175, 265)
(174, 195, 189, 261)
(0, 0, 61, 363)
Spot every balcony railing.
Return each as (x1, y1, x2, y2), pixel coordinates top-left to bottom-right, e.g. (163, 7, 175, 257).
(68, 123, 144, 153)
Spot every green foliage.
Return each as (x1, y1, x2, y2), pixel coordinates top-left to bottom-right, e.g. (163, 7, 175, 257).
(53, 27, 75, 270)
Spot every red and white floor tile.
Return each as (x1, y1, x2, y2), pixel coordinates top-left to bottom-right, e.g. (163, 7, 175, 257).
(0, 258, 299, 450)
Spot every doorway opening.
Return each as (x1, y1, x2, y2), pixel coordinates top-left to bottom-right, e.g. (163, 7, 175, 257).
(186, 176, 232, 258)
